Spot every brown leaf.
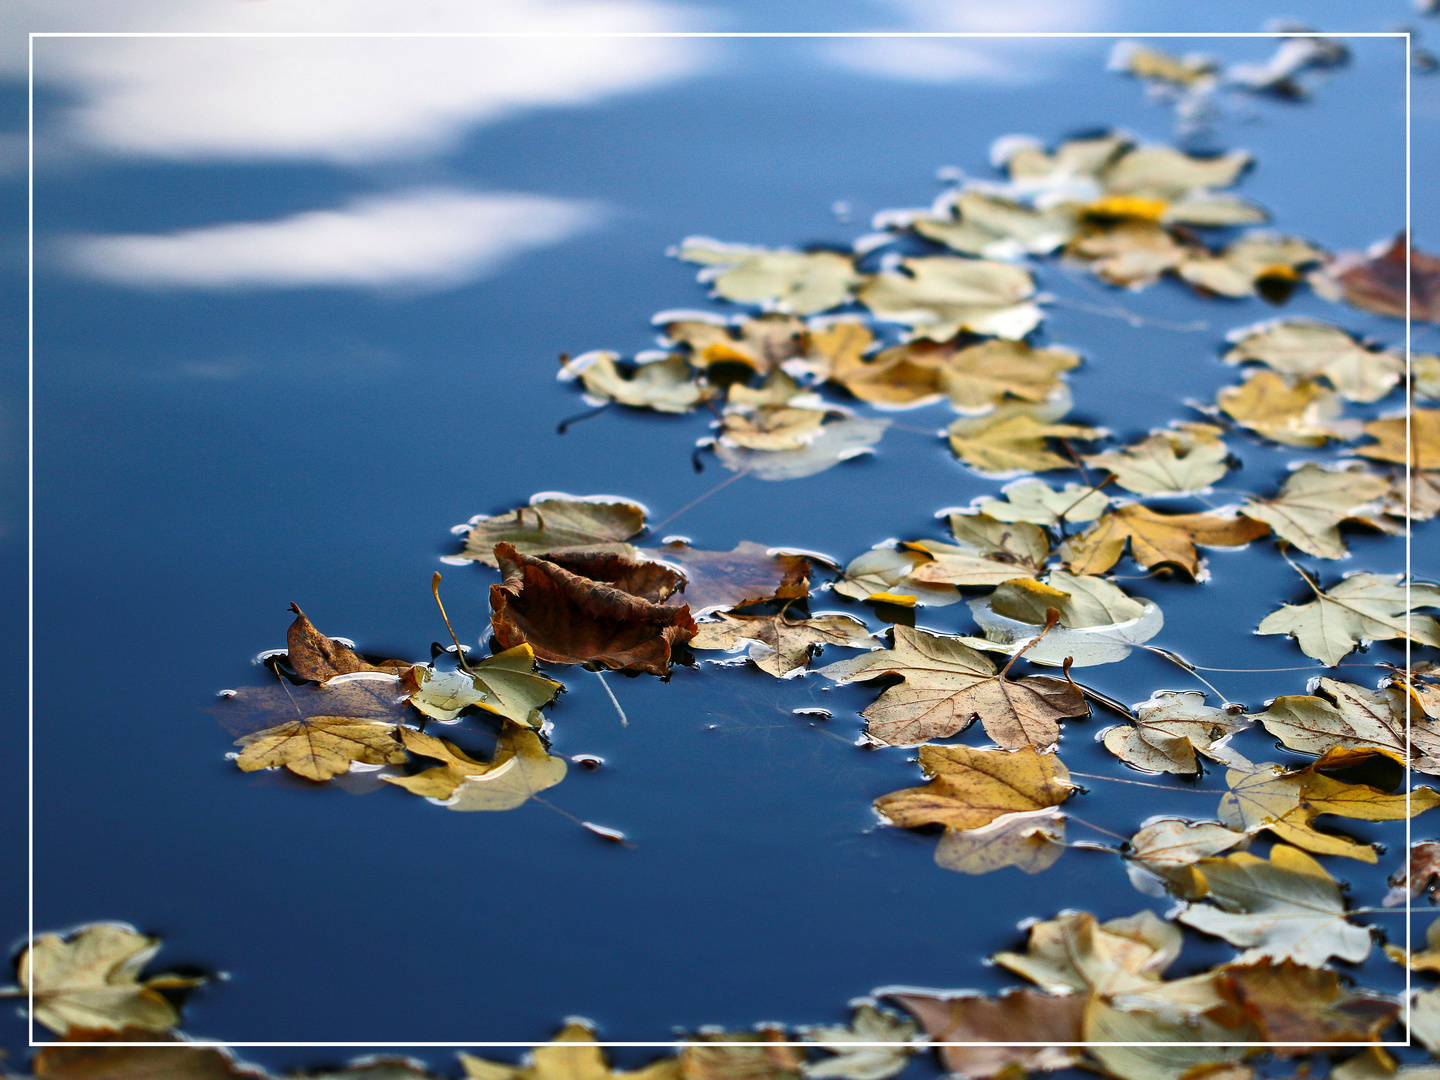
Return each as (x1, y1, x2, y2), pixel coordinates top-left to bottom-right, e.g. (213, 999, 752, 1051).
(1314, 232, 1440, 323)
(490, 543, 697, 676)
(457, 496, 647, 566)
(284, 605, 409, 681)
(646, 541, 810, 615)
(873, 743, 1074, 830)
(32, 1029, 261, 1080)
(689, 611, 875, 677)
(1059, 504, 1268, 578)
(234, 712, 407, 782)
(208, 675, 412, 738)
(1220, 960, 1399, 1047)
(1387, 841, 1440, 902)
(679, 1029, 803, 1080)
(886, 990, 1083, 1078)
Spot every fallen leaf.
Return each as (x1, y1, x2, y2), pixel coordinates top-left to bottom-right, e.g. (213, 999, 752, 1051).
(647, 541, 809, 615)
(1411, 989, 1440, 1057)
(490, 543, 697, 676)
(1127, 819, 1247, 868)
(1256, 570, 1440, 667)
(1110, 42, 1218, 89)
(713, 415, 890, 480)
(1178, 234, 1326, 299)
(1384, 913, 1440, 970)
(801, 320, 874, 382)
(1102, 690, 1250, 775)
(301, 1060, 442, 1079)
(234, 704, 407, 782)
(797, 1003, 915, 1080)
(380, 726, 562, 809)
(1220, 959, 1399, 1045)
(457, 495, 647, 567)
(31, 1029, 259, 1080)
(1176, 844, 1372, 965)
(1310, 233, 1440, 323)
(1225, 34, 1350, 98)
(871, 743, 1074, 829)
(947, 402, 1104, 475)
(992, 909, 1182, 998)
(885, 988, 1083, 1078)
(402, 646, 562, 727)
(820, 625, 1090, 749)
(933, 806, 1067, 875)
(1216, 370, 1360, 447)
(1384, 469, 1440, 521)
(986, 572, 1143, 629)
(1068, 219, 1192, 289)
(718, 406, 828, 451)
(559, 352, 710, 414)
(1059, 504, 1268, 578)
(857, 256, 1042, 341)
(209, 672, 413, 739)
(689, 611, 875, 678)
(1386, 841, 1440, 904)
(967, 572, 1164, 668)
(661, 314, 808, 376)
(829, 339, 1078, 415)
(676, 238, 861, 315)
(973, 479, 1110, 525)
(901, 512, 1050, 589)
(1100, 145, 1251, 200)
(1248, 676, 1440, 771)
(1083, 423, 1230, 496)
(996, 131, 1130, 194)
(1415, 354, 1440, 402)
(283, 605, 408, 682)
(14, 925, 201, 1036)
(1082, 999, 1252, 1080)
(832, 546, 967, 607)
(908, 188, 1078, 258)
(679, 1028, 804, 1080)
(1224, 320, 1405, 404)
(461, 1020, 679, 1080)
(1239, 464, 1390, 559)
(1333, 1049, 1399, 1080)
(1357, 409, 1440, 470)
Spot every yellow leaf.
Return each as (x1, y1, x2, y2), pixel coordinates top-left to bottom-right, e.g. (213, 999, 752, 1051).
(872, 743, 1073, 830)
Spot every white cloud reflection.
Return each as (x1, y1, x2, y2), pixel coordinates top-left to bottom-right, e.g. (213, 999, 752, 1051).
(62, 188, 604, 291)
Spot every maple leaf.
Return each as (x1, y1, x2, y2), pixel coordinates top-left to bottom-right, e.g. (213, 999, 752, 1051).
(797, 1003, 916, 1080)
(932, 806, 1067, 875)
(679, 1028, 805, 1080)
(1310, 232, 1440, 324)
(947, 401, 1104, 475)
(832, 546, 968, 607)
(233, 683, 409, 782)
(402, 645, 562, 728)
(461, 1020, 679, 1080)
(382, 725, 566, 810)
(1059, 504, 1268, 578)
(1224, 320, 1405, 404)
(1083, 423, 1230, 496)
(1216, 370, 1359, 447)
(820, 625, 1089, 749)
(31, 1028, 260, 1080)
(1239, 464, 1390, 559)
(1102, 690, 1251, 775)
(993, 909, 1185, 1000)
(490, 543, 697, 676)
(1127, 819, 1247, 870)
(712, 415, 890, 481)
(1357, 408, 1440, 470)
(885, 988, 1083, 1079)
(1220, 960, 1399, 1046)
(13, 925, 202, 1036)
(647, 541, 809, 615)
(974, 479, 1110, 525)
(1177, 844, 1372, 965)
(1178, 233, 1325, 299)
(856, 256, 1043, 341)
(456, 495, 647, 566)
(675, 238, 861, 315)
(689, 611, 875, 678)
(661, 313, 808, 376)
(1248, 676, 1440, 772)
(1256, 569, 1440, 667)
(871, 743, 1074, 829)
(559, 352, 710, 414)
(828, 338, 1078, 414)
(905, 188, 1078, 258)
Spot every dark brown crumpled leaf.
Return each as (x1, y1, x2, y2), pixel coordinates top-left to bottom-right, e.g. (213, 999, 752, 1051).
(645, 541, 810, 615)
(1219, 960, 1399, 1048)
(284, 604, 410, 681)
(32, 1029, 263, 1080)
(885, 989, 1083, 1079)
(1312, 232, 1440, 323)
(490, 543, 698, 676)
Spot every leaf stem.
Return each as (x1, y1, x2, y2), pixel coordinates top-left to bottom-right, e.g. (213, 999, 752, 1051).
(591, 668, 629, 727)
(651, 468, 750, 531)
(1069, 770, 1213, 793)
(1064, 813, 1130, 844)
(431, 572, 476, 676)
(999, 610, 1061, 678)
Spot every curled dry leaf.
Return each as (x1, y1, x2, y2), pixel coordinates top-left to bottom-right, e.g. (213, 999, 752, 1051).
(1248, 676, 1440, 773)
(647, 540, 809, 615)
(713, 415, 890, 481)
(1310, 232, 1440, 324)
(797, 1003, 915, 1080)
(1357, 408, 1440, 470)
(1059, 504, 1268, 579)
(1256, 571, 1440, 667)
(675, 238, 861, 315)
(559, 352, 710, 414)
(1083, 423, 1230, 496)
(1216, 370, 1359, 447)
(819, 625, 1090, 749)
(284, 605, 409, 682)
(31, 1029, 260, 1080)
(1224, 320, 1405, 404)
(460, 1020, 680, 1080)
(973, 479, 1110, 525)
(1102, 690, 1250, 775)
(947, 401, 1104, 475)
(383, 726, 566, 811)
(1239, 463, 1391, 559)
(1220, 960, 1399, 1046)
(1177, 844, 1372, 965)
(856, 256, 1043, 341)
(884, 988, 1083, 1079)
(490, 543, 697, 676)
(689, 611, 876, 678)
(932, 806, 1067, 875)
(457, 495, 647, 566)
(872, 743, 1074, 830)
(14, 924, 202, 1037)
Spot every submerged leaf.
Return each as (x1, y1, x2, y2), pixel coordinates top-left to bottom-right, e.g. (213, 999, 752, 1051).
(648, 540, 809, 615)
(872, 743, 1074, 830)
(1224, 320, 1405, 404)
(1059, 504, 1267, 578)
(857, 256, 1042, 341)
(458, 495, 647, 566)
(933, 807, 1067, 875)
(234, 706, 407, 782)
(1239, 464, 1390, 559)
(676, 238, 861, 315)
(689, 611, 876, 678)
(1083, 423, 1230, 496)
(1216, 371, 1360, 447)
(886, 988, 1083, 1078)
(1256, 571, 1440, 666)
(820, 625, 1089, 749)
(1102, 690, 1250, 775)
(713, 415, 890, 480)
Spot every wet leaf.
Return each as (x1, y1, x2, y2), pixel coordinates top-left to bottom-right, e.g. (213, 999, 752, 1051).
(490, 544, 697, 676)
(1357, 408, 1440, 470)
(1256, 571, 1440, 667)
(31, 1030, 260, 1080)
(1411, 989, 1440, 1056)
(1239, 464, 1391, 559)
(718, 406, 827, 451)
(820, 625, 1089, 749)
(974, 479, 1110, 525)
(1068, 219, 1192, 289)
(1083, 423, 1230, 496)
(661, 314, 808, 376)
(1216, 371, 1360, 447)
(1127, 819, 1247, 868)
(1102, 690, 1250, 775)
(1109, 42, 1218, 89)
(1100, 145, 1251, 200)
(726, 369, 805, 409)
(968, 572, 1164, 668)
(900, 512, 1049, 590)
(647, 541, 810, 616)
(797, 1004, 915, 1080)
(801, 320, 874, 382)
(676, 239, 861, 315)
(1416, 354, 1440, 402)
(559, 352, 709, 414)
(947, 402, 1104, 475)
(713, 415, 890, 481)
(402, 647, 562, 727)
(857, 256, 1042, 341)
(829, 338, 1078, 414)
(871, 743, 1074, 829)
(458, 495, 647, 566)
(1248, 676, 1440, 771)
(678, 1028, 804, 1080)
(1311, 233, 1440, 324)
(909, 189, 1078, 258)
(1082, 1000, 1251, 1080)
(234, 706, 407, 782)
(460, 1020, 680, 1080)
(381, 726, 564, 810)
(1385, 469, 1440, 522)
(298, 1060, 442, 1080)
(14, 925, 201, 1037)
(885, 988, 1083, 1078)
(209, 672, 412, 740)
(832, 546, 966, 608)
(1178, 234, 1326, 299)
(1386, 841, 1440, 904)
(1176, 844, 1372, 965)
(689, 611, 875, 678)
(933, 806, 1067, 875)
(1224, 320, 1405, 404)
(987, 572, 1142, 629)
(1059, 504, 1268, 578)
(993, 909, 1183, 998)
(284, 605, 408, 682)
(1384, 913, 1440, 970)
(996, 131, 1130, 193)
(1219, 959, 1399, 1045)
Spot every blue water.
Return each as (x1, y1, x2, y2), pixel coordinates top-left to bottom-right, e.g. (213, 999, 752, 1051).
(10, 15, 1440, 1075)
